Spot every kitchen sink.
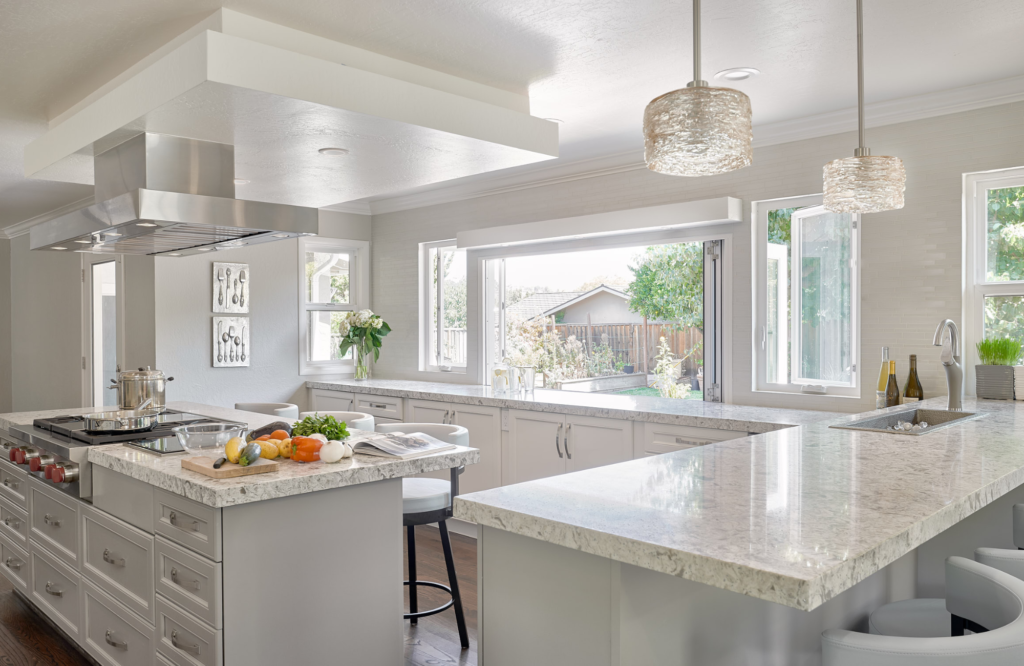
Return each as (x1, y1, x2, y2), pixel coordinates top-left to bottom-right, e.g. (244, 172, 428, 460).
(829, 408, 986, 436)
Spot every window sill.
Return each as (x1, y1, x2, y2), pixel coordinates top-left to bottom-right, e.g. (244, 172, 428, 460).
(423, 367, 468, 376)
(752, 388, 862, 400)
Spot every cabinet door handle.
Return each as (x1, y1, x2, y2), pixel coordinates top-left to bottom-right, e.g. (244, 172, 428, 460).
(171, 567, 201, 591)
(4, 516, 20, 529)
(43, 514, 61, 527)
(555, 424, 563, 458)
(168, 511, 198, 532)
(2, 478, 17, 489)
(5, 556, 21, 571)
(44, 581, 63, 597)
(565, 423, 573, 459)
(172, 630, 201, 655)
(103, 549, 125, 567)
(105, 630, 128, 650)
(442, 409, 450, 424)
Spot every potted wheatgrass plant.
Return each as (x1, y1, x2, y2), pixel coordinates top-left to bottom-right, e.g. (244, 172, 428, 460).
(975, 338, 1022, 400)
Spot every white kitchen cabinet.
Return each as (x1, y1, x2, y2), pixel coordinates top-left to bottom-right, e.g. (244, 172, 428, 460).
(565, 415, 633, 473)
(507, 411, 567, 484)
(639, 422, 746, 457)
(308, 389, 355, 412)
(406, 399, 502, 495)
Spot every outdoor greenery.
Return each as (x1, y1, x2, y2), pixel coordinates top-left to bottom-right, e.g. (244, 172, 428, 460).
(986, 296, 1024, 342)
(976, 338, 1022, 366)
(505, 316, 589, 383)
(432, 250, 467, 329)
(626, 243, 703, 327)
(987, 186, 1024, 282)
(652, 337, 688, 399)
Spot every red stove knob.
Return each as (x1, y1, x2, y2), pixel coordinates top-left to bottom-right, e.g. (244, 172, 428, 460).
(30, 454, 53, 473)
(44, 464, 57, 480)
(51, 466, 65, 484)
(8, 447, 21, 462)
(14, 449, 26, 465)
(29, 457, 41, 472)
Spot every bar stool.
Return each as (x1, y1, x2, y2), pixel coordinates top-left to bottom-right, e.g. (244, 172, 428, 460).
(822, 556, 1024, 665)
(298, 411, 375, 431)
(1014, 503, 1024, 549)
(233, 402, 299, 420)
(376, 422, 470, 650)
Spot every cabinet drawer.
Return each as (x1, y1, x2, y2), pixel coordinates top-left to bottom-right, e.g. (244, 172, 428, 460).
(156, 596, 222, 666)
(354, 395, 403, 420)
(82, 579, 156, 666)
(309, 389, 355, 412)
(0, 495, 28, 544)
(82, 505, 156, 623)
(154, 490, 221, 562)
(30, 480, 81, 569)
(640, 422, 745, 457)
(30, 541, 82, 639)
(0, 464, 28, 508)
(93, 466, 155, 533)
(0, 532, 28, 591)
(155, 537, 221, 629)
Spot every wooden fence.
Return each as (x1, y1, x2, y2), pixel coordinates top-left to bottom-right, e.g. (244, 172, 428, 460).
(549, 322, 702, 375)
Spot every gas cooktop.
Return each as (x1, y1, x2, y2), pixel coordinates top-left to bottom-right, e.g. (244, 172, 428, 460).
(32, 410, 216, 446)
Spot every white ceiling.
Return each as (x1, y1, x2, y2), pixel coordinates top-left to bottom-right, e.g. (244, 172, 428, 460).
(3, 0, 1024, 227)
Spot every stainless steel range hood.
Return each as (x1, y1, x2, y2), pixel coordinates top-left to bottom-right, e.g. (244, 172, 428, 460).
(31, 133, 318, 256)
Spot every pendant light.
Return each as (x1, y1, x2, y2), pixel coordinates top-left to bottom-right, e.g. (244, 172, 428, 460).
(643, 0, 753, 177)
(823, 0, 905, 213)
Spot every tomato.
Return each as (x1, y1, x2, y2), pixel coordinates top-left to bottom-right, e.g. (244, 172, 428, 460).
(291, 436, 323, 463)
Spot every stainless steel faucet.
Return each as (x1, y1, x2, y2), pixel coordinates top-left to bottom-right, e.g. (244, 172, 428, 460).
(932, 319, 963, 411)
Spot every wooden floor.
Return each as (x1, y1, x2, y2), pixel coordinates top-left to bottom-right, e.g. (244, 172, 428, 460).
(0, 525, 478, 666)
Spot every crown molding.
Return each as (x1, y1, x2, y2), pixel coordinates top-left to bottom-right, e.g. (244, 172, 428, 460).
(368, 74, 1024, 216)
(321, 201, 373, 215)
(1, 196, 94, 239)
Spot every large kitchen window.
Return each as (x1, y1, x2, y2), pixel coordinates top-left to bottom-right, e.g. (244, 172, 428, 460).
(420, 240, 468, 372)
(753, 195, 860, 397)
(298, 238, 369, 375)
(964, 167, 1024, 391)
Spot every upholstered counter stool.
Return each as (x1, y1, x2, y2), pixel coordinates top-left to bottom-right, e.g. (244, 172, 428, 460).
(298, 411, 375, 431)
(376, 422, 470, 650)
(822, 556, 1024, 665)
(233, 402, 299, 420)
(1014, 503, 1024, 550)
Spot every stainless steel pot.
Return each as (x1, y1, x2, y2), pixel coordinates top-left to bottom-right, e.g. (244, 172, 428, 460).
(109, 366, 174, 411)
(83, 408, 162, 434)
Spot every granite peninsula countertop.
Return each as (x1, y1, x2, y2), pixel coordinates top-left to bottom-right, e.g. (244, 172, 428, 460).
(0, 401, 478, 509)
(308, 379, 840, 433)
(455, 397, 1024, 611)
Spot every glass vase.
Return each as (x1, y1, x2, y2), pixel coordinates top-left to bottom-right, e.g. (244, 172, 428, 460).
(354, 346, 370, 380)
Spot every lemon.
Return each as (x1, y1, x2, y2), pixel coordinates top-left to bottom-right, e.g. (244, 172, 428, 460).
(225, 437, 245, 464)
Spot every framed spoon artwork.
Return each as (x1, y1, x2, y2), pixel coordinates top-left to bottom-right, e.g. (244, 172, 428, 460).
(213, 316, 250, 367)
(213, 262, 249, 313)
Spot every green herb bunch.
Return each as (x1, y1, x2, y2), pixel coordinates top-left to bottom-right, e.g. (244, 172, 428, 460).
(976, 338, 1023, 366)
(291, 414, 351, 441)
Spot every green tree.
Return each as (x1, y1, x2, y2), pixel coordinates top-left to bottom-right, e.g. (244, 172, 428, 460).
(987, 186, 1024, 282)
(626, 243, 703, 328)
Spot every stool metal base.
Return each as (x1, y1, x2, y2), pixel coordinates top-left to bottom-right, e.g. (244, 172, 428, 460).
(403, 580, 455, 619)
(404, 519, 470, 650)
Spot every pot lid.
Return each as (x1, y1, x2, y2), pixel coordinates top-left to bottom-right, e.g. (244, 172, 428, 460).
(120, 366, 166, 380)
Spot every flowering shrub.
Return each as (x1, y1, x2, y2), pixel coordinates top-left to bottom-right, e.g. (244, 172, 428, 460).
(652, 337, 688, 399)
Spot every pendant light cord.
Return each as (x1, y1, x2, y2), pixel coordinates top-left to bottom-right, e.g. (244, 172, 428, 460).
(856, 0, 868, 155)
(693, 0, 702, 84)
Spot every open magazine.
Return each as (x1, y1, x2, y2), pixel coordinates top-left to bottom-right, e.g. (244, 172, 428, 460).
(346, 431, 457, 460)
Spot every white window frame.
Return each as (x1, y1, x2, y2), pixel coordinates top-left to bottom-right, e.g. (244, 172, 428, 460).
(298, 238, 370, 376)
(419, 239, 469, 374)
(753, 195, 861, 398)
(963, 167, 1024, 395)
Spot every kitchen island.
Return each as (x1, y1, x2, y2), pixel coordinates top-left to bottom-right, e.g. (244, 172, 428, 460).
(455, 397, 1024, 665)
(0, 401, 477, 666)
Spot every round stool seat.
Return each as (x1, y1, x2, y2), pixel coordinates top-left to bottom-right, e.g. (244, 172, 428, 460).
(869, 598, 950, 637)
(402, 478, 451, 515)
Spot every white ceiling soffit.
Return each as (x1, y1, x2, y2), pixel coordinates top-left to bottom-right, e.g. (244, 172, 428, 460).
(23, 9, 558, 209)
(457, 197, 742, 250)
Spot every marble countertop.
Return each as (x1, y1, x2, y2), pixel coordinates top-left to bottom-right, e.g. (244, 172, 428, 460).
(455, 397, 1024, 611)
(0, 402, 478, 509)
(308, 379, 840, 433)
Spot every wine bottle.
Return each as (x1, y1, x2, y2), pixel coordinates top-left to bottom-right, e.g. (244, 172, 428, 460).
(903, 354, 924, 402)
(876, 347, 890, 409)
(885, 360, 901, 408)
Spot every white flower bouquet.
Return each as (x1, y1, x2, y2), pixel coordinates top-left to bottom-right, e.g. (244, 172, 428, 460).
(338, 309, 391, 379)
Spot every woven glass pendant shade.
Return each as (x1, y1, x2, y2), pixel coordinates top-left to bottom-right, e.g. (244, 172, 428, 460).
(644, 86, 752, 177)
(823, 154, 906, 213)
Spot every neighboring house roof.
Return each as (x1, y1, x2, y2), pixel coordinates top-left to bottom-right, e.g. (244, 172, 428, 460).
(505, 292, 582, 321)
(534, 285, 630, 320)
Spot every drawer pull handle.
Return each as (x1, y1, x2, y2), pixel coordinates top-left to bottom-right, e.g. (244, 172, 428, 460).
(4, 516, 20, 529)
(168, 511, 198, 532)
(5, 557, 21, 571)
(371, 403, 388, 410)
(3, 478, 18, 490)
(44, 581, 63, 597)
(102, 549, 125, 567)
(172, 630, 201, 655)
(105, 630, 128, 650)
(171, 567, 201, 591)
(43, 514, 61, 527)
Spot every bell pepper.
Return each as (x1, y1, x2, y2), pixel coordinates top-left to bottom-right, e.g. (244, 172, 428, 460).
(290, 436, 323, 463)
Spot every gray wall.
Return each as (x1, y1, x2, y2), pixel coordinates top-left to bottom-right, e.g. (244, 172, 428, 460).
(0, 239, 11, 412)
(370, 102, 1024, 413)
(154, 210, 370, 411)
(9, 234, 83, 411)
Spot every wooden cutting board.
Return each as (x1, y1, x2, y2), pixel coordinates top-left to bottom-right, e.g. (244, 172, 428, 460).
(181, 456, 282, 478)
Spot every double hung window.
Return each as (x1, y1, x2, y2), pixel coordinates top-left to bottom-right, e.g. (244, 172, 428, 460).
(299, 238, 369, 375)
(420, 240, 468, 372)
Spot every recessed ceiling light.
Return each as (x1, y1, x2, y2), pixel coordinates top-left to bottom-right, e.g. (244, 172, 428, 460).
(272, 233, 290, 238)
(197, 247, 213, 252)
(74, 240, 92, 244)
(137, 222, 158, 228)
(104, 232, 122, 238)
(167, 253, 182, 257)
(713, 67, 760, 82)
(51, 246, 67, 250)
(233, 179, 250, 185)
(318, 147, 349, 156)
